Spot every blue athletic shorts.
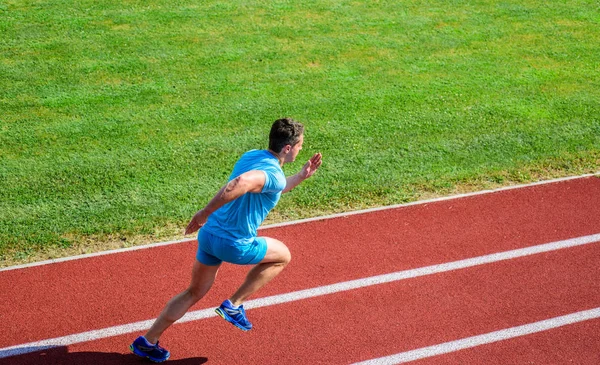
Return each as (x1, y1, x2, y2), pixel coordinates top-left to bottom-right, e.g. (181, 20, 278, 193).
(196, 228, 268, 266)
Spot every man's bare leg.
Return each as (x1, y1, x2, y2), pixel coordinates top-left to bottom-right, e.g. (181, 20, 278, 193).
(229, 237, 291, 306)
(145, 260, 220, 343)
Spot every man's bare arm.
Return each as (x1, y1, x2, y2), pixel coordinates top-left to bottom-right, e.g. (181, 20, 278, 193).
(185, 170, 265, 235)
(283, 153, 322, 193)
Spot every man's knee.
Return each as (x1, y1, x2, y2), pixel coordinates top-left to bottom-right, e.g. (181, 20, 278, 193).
(280, 247, 291, 265)
(262, 237, 292, 265)
(275, 240, 291, 265)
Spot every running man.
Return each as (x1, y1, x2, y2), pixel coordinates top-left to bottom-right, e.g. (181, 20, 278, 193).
(130, 118, 323, 362)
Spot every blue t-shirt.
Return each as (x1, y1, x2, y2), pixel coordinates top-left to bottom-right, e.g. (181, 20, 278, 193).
(202, 150, 287, 243)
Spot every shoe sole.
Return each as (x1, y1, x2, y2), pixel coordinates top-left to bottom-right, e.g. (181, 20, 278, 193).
(215, 307, 251, 331)
(129, 344, 170, 363)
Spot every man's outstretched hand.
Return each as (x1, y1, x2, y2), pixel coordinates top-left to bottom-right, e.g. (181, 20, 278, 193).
(300, 153, 322, 180)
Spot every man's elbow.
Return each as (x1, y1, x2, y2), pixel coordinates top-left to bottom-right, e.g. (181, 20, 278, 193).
(224, 176, 246, 196)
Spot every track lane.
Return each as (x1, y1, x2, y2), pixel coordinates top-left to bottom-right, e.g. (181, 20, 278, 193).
(407, 318, 600, 365)
(2, 176, 600, 351)
(3, 238, 599, 364)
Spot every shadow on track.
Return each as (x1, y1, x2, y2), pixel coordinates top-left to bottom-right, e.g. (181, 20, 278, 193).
(0, 346, 208, 365)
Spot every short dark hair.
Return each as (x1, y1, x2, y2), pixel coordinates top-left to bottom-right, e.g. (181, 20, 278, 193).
(269, 118, 304, 153)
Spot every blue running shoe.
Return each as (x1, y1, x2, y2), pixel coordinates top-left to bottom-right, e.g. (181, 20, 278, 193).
(215, 299, 252, 331)
(129, 336, 170, 363)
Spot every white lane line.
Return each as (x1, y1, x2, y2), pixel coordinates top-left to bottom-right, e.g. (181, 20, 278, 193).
(352, 307, 600, 364)
(2, 173, 598, 272)
(1, 233, 599, 359)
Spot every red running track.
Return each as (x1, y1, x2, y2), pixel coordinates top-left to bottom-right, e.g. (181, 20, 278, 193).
(1, 175, 599, 364)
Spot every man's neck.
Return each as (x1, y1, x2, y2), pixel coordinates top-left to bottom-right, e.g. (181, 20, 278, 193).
(267, 149, 285, 167)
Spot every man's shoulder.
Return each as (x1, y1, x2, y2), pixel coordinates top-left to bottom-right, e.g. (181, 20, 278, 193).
(242, 150, 280, 169)
(239, 149, 267, 163)
(231, 150, 281, 179)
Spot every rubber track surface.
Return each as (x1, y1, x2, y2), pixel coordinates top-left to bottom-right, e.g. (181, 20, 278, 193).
(1, 176, 599, 364)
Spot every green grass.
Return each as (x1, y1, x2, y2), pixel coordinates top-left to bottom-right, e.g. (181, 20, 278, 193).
(1, 0, 599, 265)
